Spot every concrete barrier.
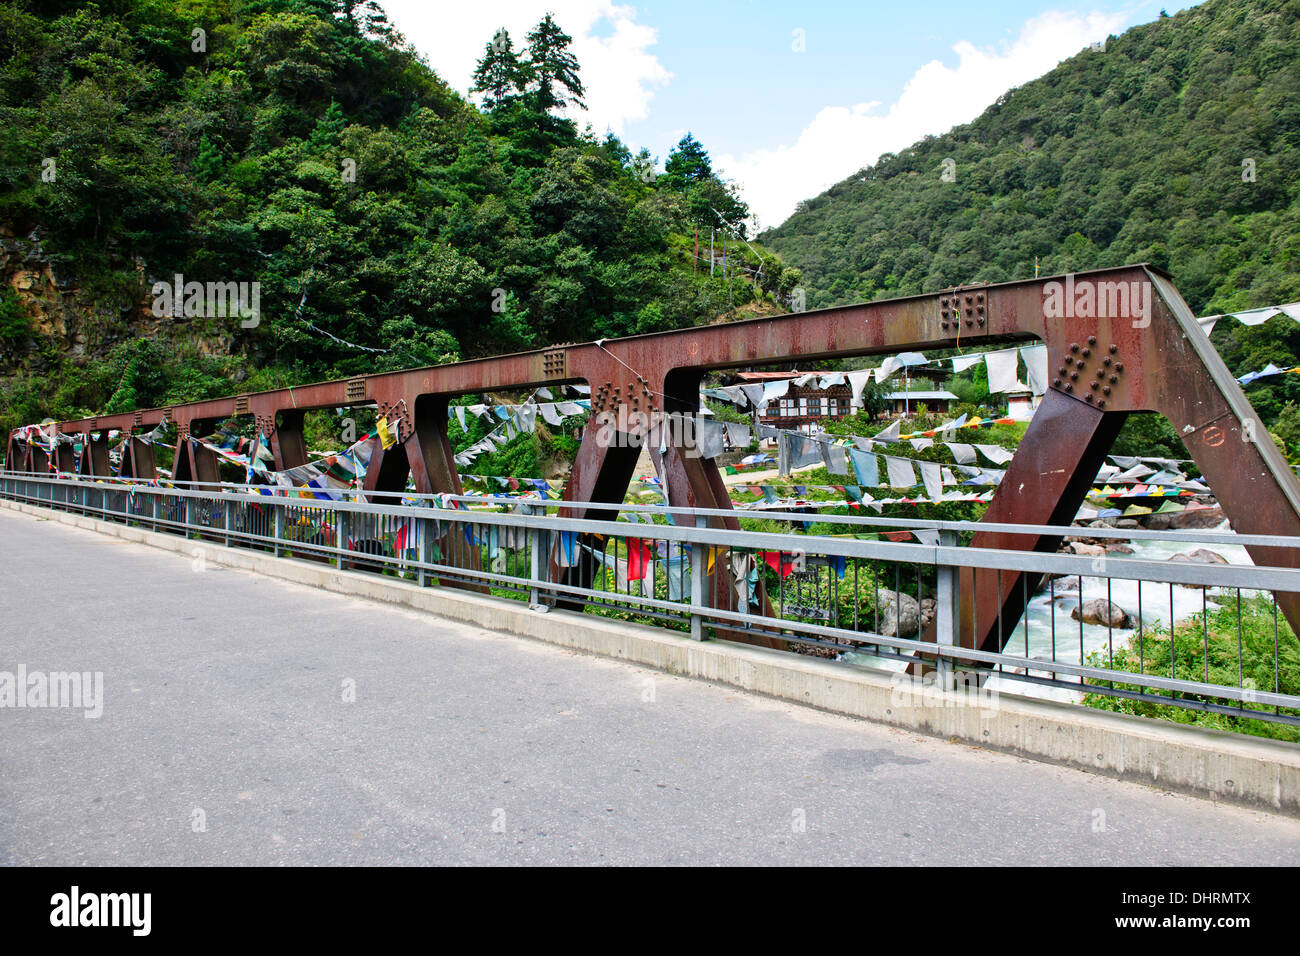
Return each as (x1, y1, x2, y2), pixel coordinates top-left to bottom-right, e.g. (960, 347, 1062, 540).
(6, 496, 1300, 816)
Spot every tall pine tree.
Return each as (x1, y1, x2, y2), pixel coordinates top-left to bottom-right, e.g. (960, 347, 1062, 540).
(524, 15, 585, 113)
(471, 27, 527, 110)
(662, 133, 712, 190)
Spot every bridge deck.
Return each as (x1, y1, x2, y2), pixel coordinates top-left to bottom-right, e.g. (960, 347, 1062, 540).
(3, 507, 1298, 865)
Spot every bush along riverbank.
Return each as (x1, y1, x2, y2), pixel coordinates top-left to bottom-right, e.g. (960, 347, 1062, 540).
(1083, 595, 1300, 743)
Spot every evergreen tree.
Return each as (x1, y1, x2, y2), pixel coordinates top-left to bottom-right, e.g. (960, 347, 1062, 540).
(470, 27, 527, 111)
(662, 133, 712, 190)
(662, 133, 750, 236)
(524, 14, 585, 113)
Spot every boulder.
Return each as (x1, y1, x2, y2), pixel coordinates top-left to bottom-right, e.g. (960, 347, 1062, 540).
(1066, 541, 1106, 557)
(1039, 572, 1080, 591)
(878, 590, 920, 637)
(1105, 543, 1134, 555)
(1071, 599, 1135, 628)
(1169, 505, 1225, 530)
(1168, 548, 1229, 565)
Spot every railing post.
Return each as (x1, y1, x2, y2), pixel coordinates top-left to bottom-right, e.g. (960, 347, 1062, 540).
(935, 529, 959, 689)
(528, 504, 544, 606)
(273, 502, 283, 557)
(336, 508, 347, 570)
(224, 499, 232, 546)
(690, 517, 707, 641)
(417, 514, 428, 587)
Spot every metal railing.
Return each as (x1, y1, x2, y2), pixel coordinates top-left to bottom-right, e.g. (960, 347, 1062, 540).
(4, 470, 1300, 731)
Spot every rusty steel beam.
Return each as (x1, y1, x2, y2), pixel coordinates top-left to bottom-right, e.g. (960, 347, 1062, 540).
(959, 390, 1129, 651)
(53, 441, 76, 475)
(6, 435, 25, 471)
(118, 437, 158, 481)
(10, 265, 1300, 649)
(82, 431, 111, 478)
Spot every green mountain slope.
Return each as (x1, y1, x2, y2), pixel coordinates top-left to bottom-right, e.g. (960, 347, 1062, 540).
(761, 0, 1300, 316)
(0, 0, 795, 433)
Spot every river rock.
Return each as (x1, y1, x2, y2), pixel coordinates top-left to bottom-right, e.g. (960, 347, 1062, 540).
(1144, 504, 1224, 531)
(1170, 505, 1225, 529)
(878, 590, 920, 636)
(1071, 598, 1134, 628)
(920, 597, 936, 628)
(1105, 543, 1134, 554)
(1066, 541, 1106, 557)
(1168, 548, 1228, 565)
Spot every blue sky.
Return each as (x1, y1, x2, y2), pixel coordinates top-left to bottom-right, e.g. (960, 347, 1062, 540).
(382, 0, 1198, 227)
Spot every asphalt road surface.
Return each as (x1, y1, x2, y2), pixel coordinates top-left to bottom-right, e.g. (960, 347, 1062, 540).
(3, 507, 1299, 865)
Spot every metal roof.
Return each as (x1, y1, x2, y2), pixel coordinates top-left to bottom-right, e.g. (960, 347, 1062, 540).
(881, 390, 958, 401)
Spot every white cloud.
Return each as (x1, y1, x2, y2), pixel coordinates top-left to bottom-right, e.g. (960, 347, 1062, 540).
(381, 0, 672, 135)
(717, 11, 1130, 231)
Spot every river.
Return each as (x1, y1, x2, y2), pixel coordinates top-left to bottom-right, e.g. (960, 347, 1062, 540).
(843, 518, 1260, 704)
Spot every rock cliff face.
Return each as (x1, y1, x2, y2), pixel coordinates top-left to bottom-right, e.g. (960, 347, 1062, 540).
(1, 229, 84, 361)
(0, 227, 229, 373)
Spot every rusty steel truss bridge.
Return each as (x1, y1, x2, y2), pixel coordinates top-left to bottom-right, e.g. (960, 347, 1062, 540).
(8, 264, 1300, 655)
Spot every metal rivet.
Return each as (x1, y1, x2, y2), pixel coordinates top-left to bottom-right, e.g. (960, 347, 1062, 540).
(1085, 394, 1094, 403)
(1109, 374, 1118, 384)
(1115, 363, 1124, 373)
(1109, 344, 1117, 354)
(1070, 371, 1079, 381)
(1065, 383, 1074, 392)
(1090, 380, 1099, 390)
(1081, 347, 1091, 357)
(1052, 378, 1062, 387)
(1087, 335, 1097, 346)
(1102, 356, 1111, 366)
(1058, 367, 1068, 376)
(1102, 385, 1111, 395)
(1070, 343, 1079, 352)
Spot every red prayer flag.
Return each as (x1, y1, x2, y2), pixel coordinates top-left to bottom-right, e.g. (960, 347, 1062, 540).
(626, 538, 653, 580)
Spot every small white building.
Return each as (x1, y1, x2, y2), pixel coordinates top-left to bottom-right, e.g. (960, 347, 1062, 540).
(1006, 389, 1040, 420)
(881, 390, 958, 418)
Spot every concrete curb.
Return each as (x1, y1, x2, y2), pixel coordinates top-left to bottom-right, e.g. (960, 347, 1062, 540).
(7, 497, 1300, 816)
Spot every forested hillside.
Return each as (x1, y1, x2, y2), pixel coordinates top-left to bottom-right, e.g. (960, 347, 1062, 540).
(0, 0, 797, 432)
(762, 0, 1300, 316)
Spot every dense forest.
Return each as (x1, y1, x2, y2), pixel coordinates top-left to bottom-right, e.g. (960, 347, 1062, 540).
(0, 0, 799, 433)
